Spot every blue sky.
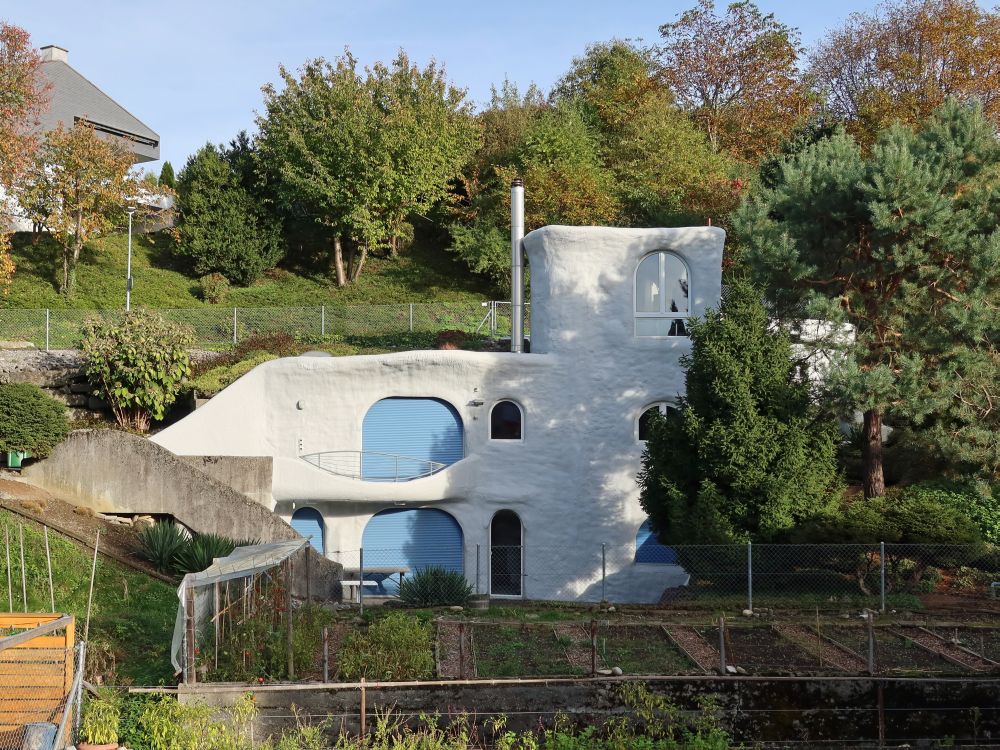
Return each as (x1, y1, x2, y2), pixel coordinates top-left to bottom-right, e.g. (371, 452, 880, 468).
(2, 0, 913, 170)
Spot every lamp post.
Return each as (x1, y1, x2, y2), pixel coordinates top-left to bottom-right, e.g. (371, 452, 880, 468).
(126, 205, 136, 311)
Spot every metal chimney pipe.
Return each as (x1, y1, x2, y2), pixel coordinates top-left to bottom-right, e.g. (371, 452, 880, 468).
(510, 179, 525, 354)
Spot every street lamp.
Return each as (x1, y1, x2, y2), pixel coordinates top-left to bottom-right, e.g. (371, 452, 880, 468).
(126, 205, 136, 311)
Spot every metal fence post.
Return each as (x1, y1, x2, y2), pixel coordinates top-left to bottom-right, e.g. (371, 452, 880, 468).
(867, 610, 876, 675)
(321, 305, 326, 337)
(45, 309, 50, 352)
(601, 543, 607, 602)
(359, 547, 365, 616)
(232, 307, 238, 345)
(475, 543, 480, 595)
(491, 301, 497, 337)
(880, 541, 886, 613)
(747, 541, 753, 612)
(409, 303, 414, 332)
(719, 615, 727, 674)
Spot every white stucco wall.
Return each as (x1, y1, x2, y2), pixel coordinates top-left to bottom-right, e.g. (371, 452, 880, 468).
(152, 225, 725, 603)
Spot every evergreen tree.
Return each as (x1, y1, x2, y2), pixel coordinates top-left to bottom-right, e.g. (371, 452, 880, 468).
(174, 144, 282, 285)
(638, 280, 841, 543)
(158, 161, 175, 189)
(733, 100, 1000, 495)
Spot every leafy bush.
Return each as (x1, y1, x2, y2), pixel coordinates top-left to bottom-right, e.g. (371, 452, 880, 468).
(399, 566, 473, 607)
(138, 692, 257, 750)
(339, 613, 434, 681)
(199, 272, 230, 304)
(901, 479, 1000, 544)
(81, 686, 122, 744)
(137, 521, 188, 575)
(0, 382, 69, 456)
(173, 532, 239, 575)
(81, 309, 194, 432)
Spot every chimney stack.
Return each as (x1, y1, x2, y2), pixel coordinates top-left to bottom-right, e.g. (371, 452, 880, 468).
(510, 179, 525, 354)
(40, 45, 68, 63)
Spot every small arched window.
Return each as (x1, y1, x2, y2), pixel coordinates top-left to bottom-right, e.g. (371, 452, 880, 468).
(635, 251, 690, 337)
(638, 402, 676, 442)
(490, 400, 523, 440)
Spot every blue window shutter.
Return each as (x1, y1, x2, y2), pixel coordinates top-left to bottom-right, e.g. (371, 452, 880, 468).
(362, 508, 464, 594)
(635, 519, 678, 564)
(291, 507, 324, 554)
(362, 398, 464, 479)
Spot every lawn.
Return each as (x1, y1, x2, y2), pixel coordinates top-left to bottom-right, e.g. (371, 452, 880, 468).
(0, 508, 177, 685)
(1, 230, 494, 310)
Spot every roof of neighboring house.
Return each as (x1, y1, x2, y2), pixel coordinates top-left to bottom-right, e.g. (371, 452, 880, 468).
(37, 46, 159, 163)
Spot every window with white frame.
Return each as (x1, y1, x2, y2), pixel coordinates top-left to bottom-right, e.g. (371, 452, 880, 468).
(634, 251, 690, 337)
(490, 400, 523, 440)
(637, 402, 677, 442)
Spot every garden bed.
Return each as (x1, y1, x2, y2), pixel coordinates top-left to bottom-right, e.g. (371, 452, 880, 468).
(929, 626, 1000, 664)
(471, 623, 584, 677)
(596, 625, 697, 675)
(698, 624, 825, 674)
(827, 626, 965, 675)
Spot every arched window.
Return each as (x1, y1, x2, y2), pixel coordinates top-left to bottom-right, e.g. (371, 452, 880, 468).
(635, 519, 678, 564)
(637, 402, 676, 442)
(490, 400, 523, 440)
(635, 251, 690, 337)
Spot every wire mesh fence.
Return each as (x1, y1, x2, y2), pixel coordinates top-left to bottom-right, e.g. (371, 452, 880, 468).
(0, 615, 82, 750)
(0, 302, 530, 350)
(333, 542, 1000, 612)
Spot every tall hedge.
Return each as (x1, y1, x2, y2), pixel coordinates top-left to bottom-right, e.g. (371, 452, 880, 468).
(0, 383, 69, 456)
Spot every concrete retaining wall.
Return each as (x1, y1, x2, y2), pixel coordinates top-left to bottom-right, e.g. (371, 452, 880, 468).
(178, 676, 1000, 746)
(179, 456, 273, 506)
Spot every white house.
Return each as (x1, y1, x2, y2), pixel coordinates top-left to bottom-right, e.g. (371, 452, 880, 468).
(152, 216, 725, 603)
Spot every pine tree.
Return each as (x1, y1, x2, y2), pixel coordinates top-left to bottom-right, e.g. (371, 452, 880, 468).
(638, 280, 841, 543)
(158, 161, 175, 189)
(734, 100, 1000, 495)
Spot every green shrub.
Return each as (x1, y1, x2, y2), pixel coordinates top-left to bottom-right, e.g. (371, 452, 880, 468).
(902, 479, 1000, 544)
(399, 566, 473, 607)
(81, 686, 122, 745)
(138, 692, 257, 750)
(137, 521, 188, 575)
(173, 532, 239, 575)
(339, 613, 434, 681)
(0, 382, 69, 456)
(81, 309, 194, 432)
(199, 272, 230, 304)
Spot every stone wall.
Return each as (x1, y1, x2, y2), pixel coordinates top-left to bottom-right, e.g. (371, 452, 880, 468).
(178, 676, 1000, 746)
(0, 349, 103, 418)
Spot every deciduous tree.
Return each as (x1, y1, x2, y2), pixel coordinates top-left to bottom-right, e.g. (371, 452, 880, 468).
(809, 0, 1000, 144)
(733, 100, 1000, 496)
(656, 0, 812, 163)
(15, 121, 140, 297)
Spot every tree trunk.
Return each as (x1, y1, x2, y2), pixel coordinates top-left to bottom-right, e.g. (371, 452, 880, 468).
(332, 236, 347, 287)
(350, 244, 367, 282)
(389, 234, 398, 258)
(862, 408, 886, 498)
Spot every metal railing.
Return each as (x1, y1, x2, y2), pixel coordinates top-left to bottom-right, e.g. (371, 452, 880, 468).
(0, 302, 531, 350)
(301, 451, 447, 482)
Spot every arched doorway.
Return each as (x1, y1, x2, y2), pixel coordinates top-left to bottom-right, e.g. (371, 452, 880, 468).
(490, 510, 522, 597)
(362, 508, 464, 595)
(362, 397, 464, 480)
(290, 507, 324, 554)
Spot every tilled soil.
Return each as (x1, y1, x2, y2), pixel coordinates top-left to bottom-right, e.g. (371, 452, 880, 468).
(929, 626, 1000, 663)
(774, 623, 867, 673)
(553, 622, 599, 673)
(894, 626, 999, 672)
(665, 625, 718, 673)
(701, 625, 820, 674)
(437, 619, 475, 678)
(597, 625, 697, 675)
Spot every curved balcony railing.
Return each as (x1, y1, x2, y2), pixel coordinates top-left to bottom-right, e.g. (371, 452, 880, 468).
(300, 451, 446, 482)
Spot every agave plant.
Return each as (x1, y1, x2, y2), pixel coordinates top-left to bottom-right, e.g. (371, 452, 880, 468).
(173, 532, 238, 575)
(137, 521, 188, 574)
(398, 566, 472, 607)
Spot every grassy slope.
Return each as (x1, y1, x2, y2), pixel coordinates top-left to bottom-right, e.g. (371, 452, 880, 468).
(2, 231, 494, 309)
(0, 508, 176, 684)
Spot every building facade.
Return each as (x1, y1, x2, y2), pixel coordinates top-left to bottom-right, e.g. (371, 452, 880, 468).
(151, 224, 726, 603)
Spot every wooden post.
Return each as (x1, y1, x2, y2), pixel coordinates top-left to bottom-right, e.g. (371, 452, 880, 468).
(305, 547, 311, 602)
(590, 620, 597, 676)
(185, 585, 196, 684)
(359, 677, 367, 737)
(84, 530, 100, 641)
(285, 558, 295, 681)
(214, 582, 220, 671)
(719, 616, 727, 674)
(867, 611, 876, 676)
(19, 523, 27, 611)
(322, 626, 329, 683)
(877, 680, 886, 747)
(458, 622, 465, 680)
(44, 527, 55, 612)
(5, 525, 13, 611)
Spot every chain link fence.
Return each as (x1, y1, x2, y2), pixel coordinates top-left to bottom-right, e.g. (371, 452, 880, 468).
(0, 302, 530, 350)
(0, 615, 83, 750)
(333, 542, 1000, 611)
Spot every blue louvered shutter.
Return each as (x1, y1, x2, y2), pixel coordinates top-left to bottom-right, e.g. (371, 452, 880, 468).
(362, 398, 464, 480)
(291, 507, 324, 554)
(362, 508, 464, 594)
(635, 519, 678, 564)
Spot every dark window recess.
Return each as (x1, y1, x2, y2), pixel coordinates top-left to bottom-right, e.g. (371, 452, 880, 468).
(639, 403, 677, 441)
(490, 401, 522, 440)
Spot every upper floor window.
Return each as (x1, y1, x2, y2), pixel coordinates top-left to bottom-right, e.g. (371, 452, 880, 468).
(638, 402, 677, 442)
(490, 400, 523, 440)
(635, 251, 689, 337)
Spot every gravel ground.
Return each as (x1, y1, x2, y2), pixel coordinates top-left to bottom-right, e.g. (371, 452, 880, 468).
(895, 626, 999, 672)
(664, 625, 718, 673)
(553, 622, 598, 673)
(775, 623, 867, 673)
(437, 619, 474, 678)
